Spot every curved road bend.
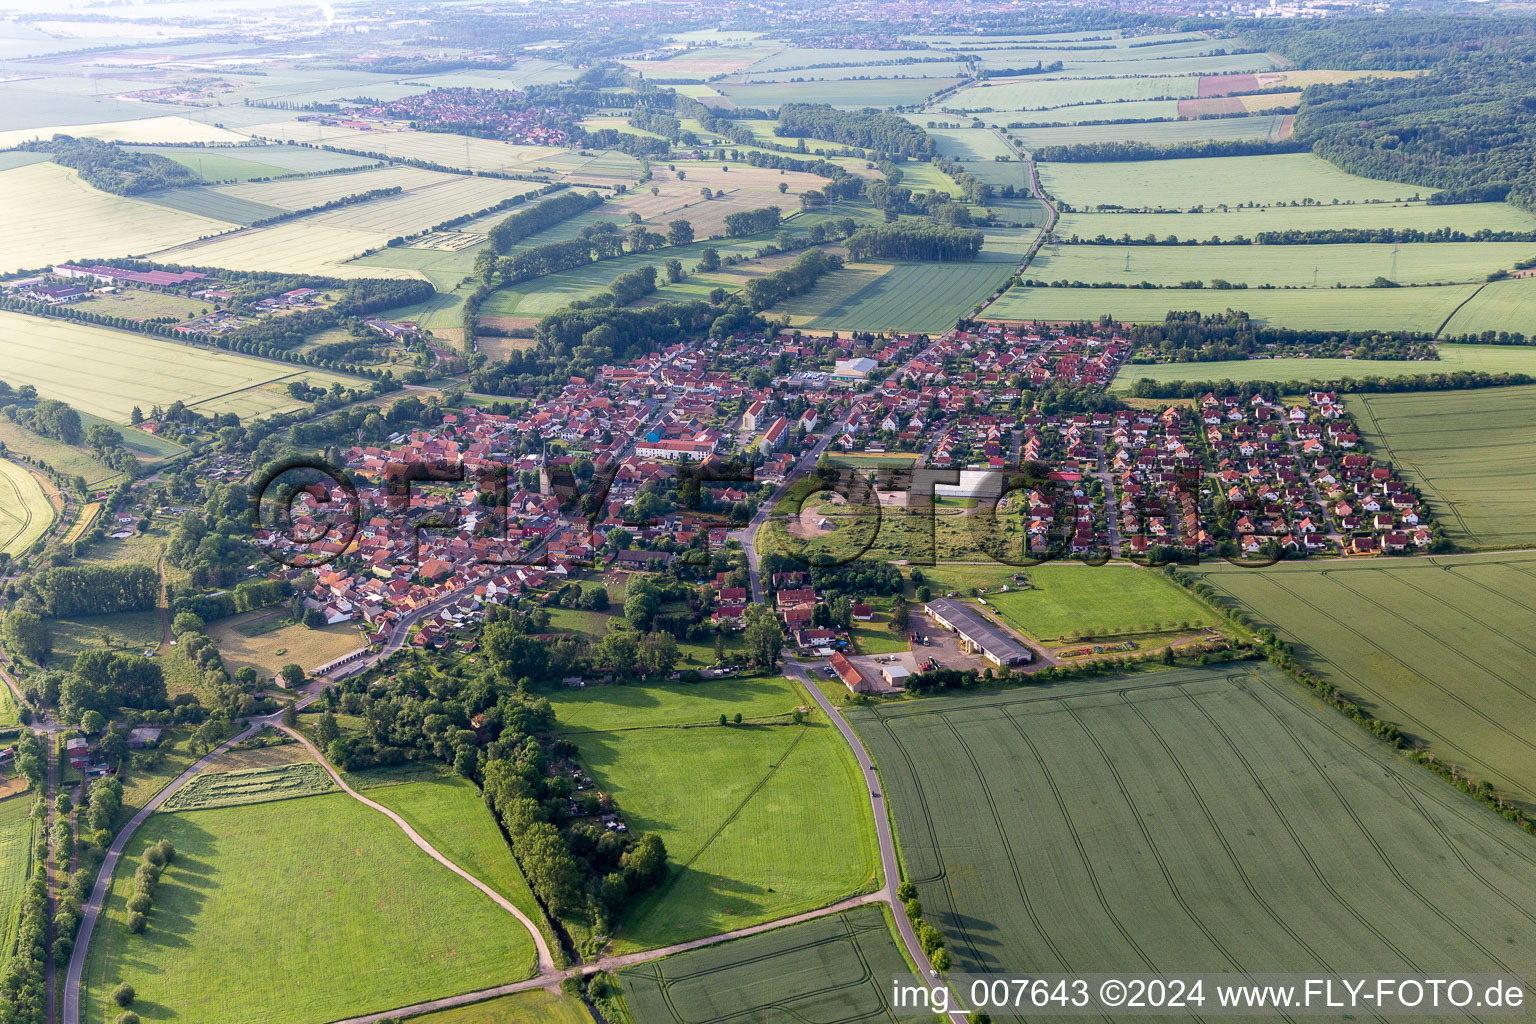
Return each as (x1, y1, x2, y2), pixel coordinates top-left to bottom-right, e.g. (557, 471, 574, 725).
(273, 722, 557, 977)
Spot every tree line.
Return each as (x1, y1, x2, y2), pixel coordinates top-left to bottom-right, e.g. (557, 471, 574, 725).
(845, 222, 985, 261)
(21, 135, 196, 195)
(486, 189, 606, 254)
(775, 103, 936, 159)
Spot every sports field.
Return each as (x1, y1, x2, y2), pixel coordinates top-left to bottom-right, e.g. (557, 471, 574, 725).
(0, 459, 54, 557)
(1040, 153, 1429, 210)
(798, 261, 1010, 333)
(619, 906, 929, 1023)
(1027, 241, 1535, 288)
(1107, 344, 1536, 390)
(1346, 386, 1536, 549)
(562, 711, 876, 952)
(79, 792, 539, 1024)
(1056, 201, 1536, 241)
(848, 662, 1536, 976)
(1192, 554, 1536, 808)
(0, 161, 236, 273)
(0, 312, 363, 424)
(981, 563, 1219, 640)
(989, 282, 1479, 333)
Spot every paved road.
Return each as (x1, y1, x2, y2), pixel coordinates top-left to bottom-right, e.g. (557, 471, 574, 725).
(63, 721, 262, 1024)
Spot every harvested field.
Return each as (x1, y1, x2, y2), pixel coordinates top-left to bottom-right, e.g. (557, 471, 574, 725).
(849, 662, 1536, 976)
(0, 161, 236, 273)
(0, 114, 246, 149)
(1178, 91, 1300, 116)
(160, 762, 337, 811)
(0, 312, 364, 424)
(0, 459, 54, 558)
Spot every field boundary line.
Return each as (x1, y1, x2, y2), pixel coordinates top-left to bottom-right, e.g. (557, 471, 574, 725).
(1434, 281, 1485, 336)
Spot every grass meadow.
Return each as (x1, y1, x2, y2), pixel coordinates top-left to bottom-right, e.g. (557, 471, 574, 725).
(79, 793, 539, 1024)
(1190, 553, 1536, 810)
(561, 707, 876, 953)
(1040, 153, 1428, 210)
(549, 675, 806, 732)
(371, 773, 559, 956)
(0, 312, 363, 424)
(849, 662, 1536, 977)
(1346, 385, 1536, 549)
(0, 459, 54, 558)
(0, 420, 121, 490)
(208, 610, 364, 680)
(978, 563, 1219, 641)
(619, 905, 929, 1023)
(1108, 343, 1536, 390)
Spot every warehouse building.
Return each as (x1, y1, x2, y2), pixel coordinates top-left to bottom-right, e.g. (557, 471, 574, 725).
(923, 598, 1034, 667)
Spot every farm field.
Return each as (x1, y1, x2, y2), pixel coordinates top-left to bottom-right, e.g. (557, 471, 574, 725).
(208, 610, 363, 681)
(0, 459, 55, 558)
(0, 795, 34, 956)
(980, 563, 1219, 641)
(1039, 153, 1429, 210)
(797, 261, 1010, 333)
(619, 906, 929, 1024)
(1056, 201, 1536, 241)
(0, 312, 364, 424)
(124, 143, 382, 181)
(0, 114, 246, 149)
(160, 762, 336, 811)
(237, 120, 578, 176)
(1346, 386, 1536, 549)
(1190, 553, 1536, 809)
(0, 161, 236, 273)
(1440, 276, 1536, 336)
(928, 127, 1016, 161)
(1108, 343, 1536, 390)
(145, 164, 445, 223)
(370, 774, 552, 948)
(1026, 241, 1536, 287)
(848, 662, 1536, 976)
(405, 990, 590, 1024)
(563, 715, 876, 953)
(549, 675, 805, 732)
(715, 77, 960, 109)
(988, 282, 1478, 332)
(79, 793, 539, 1024)
(1014, 113, 1291, 147)
(968, 98, 1183, 125)
(1196, 68, 1425, 95)
(1178, 91, 1302, 116)
(955, 75, 1199, 111)
(146, 174, 546, 274)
